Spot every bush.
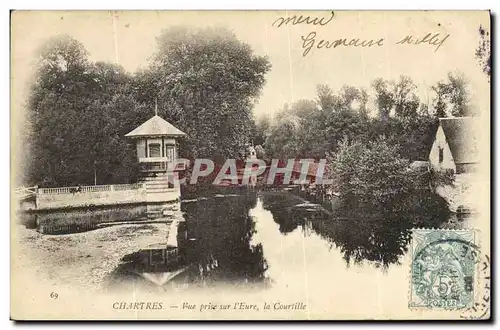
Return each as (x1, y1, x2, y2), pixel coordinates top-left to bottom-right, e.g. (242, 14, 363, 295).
(328, 138, 413, 209)
(327, 138, 450, 228)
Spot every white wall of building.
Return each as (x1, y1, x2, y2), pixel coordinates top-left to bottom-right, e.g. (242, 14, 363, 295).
(429, 126, 456, 173)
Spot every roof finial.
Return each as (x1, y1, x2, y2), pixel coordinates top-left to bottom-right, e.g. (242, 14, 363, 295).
(154, 98, 158, 116)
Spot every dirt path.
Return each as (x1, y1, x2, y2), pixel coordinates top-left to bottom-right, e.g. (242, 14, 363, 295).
(13, 222, 172, 291)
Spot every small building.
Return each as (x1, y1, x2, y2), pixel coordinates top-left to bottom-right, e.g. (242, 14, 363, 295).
(125, 114, 186, 170)
(428, 117, 479, 174)
(125, 114, 187, 203)
(428, 117, 481, 214)
(16, 113, 187, 215)
(247, 145, 257, 160)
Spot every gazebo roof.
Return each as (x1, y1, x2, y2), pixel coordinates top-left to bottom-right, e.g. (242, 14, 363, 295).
(125, 115, 186, 138)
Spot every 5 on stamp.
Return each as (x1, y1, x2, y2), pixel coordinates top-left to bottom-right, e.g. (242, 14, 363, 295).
(410, 229, 480, 309)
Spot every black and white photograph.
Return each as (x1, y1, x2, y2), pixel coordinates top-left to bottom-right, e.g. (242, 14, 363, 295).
(10, 10, 491, 320)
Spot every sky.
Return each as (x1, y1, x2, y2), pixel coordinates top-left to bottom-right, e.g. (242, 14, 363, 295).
(11, 10, 490, 120)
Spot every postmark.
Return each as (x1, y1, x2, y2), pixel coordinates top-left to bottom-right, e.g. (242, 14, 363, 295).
(460, 254, 490, 319)
(409, 229, 480, 309)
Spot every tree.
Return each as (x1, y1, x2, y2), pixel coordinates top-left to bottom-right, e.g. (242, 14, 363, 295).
(24, 29, 272, 187)
(289, 99, 318, 118)
(34, 34, 90, 92)
(446, 72, 472, 117)
(328, 138, 414, 208)
(25, 35, 145, 187)
(390, 115, 438, 161)
(392, 76, 419, 118)
(358, 88, 369, 117)
(431, 72, 472, 117)
(294, 109, 330, 158)
(327, 135, 447, 219)
(264, 100, 324, 159)
(90, 61, 133, 100)
(372, 76, 420, 120)
(82, 94, 146, 185)
(144, 26, 271, 159)
(316, 84, 335, 111)
(264, 118, 301, 159)
(372, 78, 394, 121)
(431, 82, 448, 118)
(252, 114, 271, 146)
(26, 35, 94, 186)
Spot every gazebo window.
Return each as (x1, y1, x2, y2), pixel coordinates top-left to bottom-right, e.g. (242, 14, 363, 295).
(149, 143, 161, 158)
(166, 146, 175, 161)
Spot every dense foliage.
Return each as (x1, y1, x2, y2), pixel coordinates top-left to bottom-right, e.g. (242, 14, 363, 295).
(140, 27, 271, 159)
(23, 29, 271, 187)
(328, 139, 413, 208)
(23, 28, 475, 194)
(258, 75, 468, 162)
(258, 73, 473, 215)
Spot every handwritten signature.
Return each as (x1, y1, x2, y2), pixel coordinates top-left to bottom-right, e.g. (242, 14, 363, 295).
(301, 32, 384, 57)
(270, 13, 450, 56)
(396, 33, 450, 52)
(299, 31, 450, 57)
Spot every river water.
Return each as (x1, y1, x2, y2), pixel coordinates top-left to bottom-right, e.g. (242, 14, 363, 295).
(104, 191, 470, 293)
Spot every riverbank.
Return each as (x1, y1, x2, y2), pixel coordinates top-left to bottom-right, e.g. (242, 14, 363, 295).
(262, 188, 471, 230)
(13, 221, 173, 291)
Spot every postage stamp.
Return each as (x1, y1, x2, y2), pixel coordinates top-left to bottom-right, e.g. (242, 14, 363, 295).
(410, 229, 480, 309)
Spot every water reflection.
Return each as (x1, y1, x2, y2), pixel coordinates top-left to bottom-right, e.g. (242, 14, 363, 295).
(18, 203, 177, 235)
(260, 191, 452, 268)
(179, 192, 268, 285)
(108, 192, 270, 290)
(104, 190, 465, 290)
(259, 192, 329, 235)
(311, 218, 412, 268)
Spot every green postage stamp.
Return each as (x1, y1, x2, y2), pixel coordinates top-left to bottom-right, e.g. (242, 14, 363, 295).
(410, 229, 480, 309)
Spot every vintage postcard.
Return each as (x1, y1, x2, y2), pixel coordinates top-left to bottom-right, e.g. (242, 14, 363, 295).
(10, 10, 491, 320)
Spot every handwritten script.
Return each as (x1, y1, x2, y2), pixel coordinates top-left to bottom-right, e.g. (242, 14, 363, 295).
(271, 12, 451, 57)
(301, 32, 384, 57)
(272, 11, 335, 28)
(396, 33, 450, 52)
